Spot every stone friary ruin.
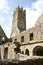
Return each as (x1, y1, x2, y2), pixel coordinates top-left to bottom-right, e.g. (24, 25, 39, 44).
(0, 6, 43, 60)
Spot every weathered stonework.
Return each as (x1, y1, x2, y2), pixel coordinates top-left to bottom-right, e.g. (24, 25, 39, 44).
(11, 6, 26, 37)
(0, 7, 43, 60)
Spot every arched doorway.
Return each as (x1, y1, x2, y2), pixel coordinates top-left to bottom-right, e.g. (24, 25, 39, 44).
(25, 49, 29, 56)
(4, 47, 8, 59)
(22, 51, 24, 54)
(33, 46, 43, 56)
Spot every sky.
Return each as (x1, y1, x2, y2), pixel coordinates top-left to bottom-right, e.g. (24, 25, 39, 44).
(0, 0, 43, 38)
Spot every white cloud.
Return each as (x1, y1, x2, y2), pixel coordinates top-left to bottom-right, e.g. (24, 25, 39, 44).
(0, 0, 11, 37)
(25, 0, 43, 29)
(0, 0, 10, 13)
(2, 25, 11, 38)
(0, 18, 5, 22)
(3, 9, 9, 14)
(32, 0, 43, 13)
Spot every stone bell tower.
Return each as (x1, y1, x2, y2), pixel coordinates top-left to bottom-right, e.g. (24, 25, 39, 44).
(11, 6, 26, 37)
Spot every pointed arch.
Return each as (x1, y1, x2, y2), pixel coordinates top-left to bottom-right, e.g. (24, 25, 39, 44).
(25, 49, 29, 55)
(33, 46, 43, 56)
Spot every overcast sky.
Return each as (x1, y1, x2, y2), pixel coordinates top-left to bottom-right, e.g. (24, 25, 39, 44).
(0, 0, 43, 38)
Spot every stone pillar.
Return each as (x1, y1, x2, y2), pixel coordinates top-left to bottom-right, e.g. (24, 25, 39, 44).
(1, 47, 4, 59)
(29, 50, 33, 56)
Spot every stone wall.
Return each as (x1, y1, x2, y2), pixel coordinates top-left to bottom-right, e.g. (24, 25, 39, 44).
(0, 7, 43, 60)
(11, 6, 26, 37)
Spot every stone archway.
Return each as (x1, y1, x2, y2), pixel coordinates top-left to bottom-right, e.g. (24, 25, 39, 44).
(25, 49, 29, 56)
(4, 47, 8, 59)
(33, 46, 43, 56)
(22, 51, 24, 54)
